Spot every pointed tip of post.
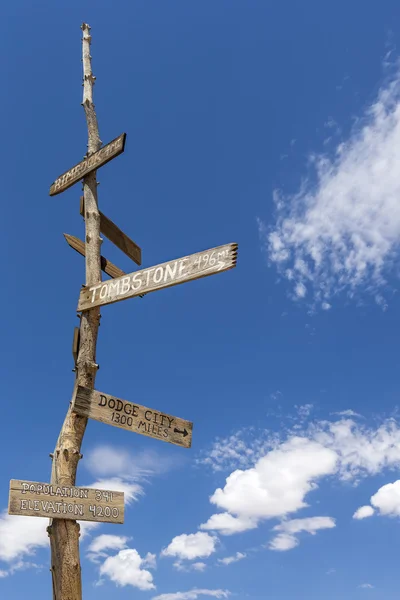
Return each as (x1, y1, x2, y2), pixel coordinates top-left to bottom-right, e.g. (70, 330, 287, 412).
(81, 23, 91, 31)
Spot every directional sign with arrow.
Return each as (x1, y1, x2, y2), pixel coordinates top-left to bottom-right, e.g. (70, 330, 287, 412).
(77, 242, 238, 311)
(73, 386, 193, 448)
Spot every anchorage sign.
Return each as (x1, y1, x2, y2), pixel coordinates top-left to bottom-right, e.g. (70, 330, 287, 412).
(78, 242, 238, 311)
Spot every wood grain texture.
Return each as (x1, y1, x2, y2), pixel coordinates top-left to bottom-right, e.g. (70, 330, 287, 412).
(64, 234, 126, 279)
(78, 242, 238, 311)
(80, 197, 141, 265)
(9, 479, 124, 523)
(49, 133, 126, 196)
(72, 327, 80, 364)
(73, 386, 193, 448)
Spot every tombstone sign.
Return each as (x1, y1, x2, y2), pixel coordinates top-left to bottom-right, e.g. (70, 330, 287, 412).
(49, 133, 126, 196)
(8, 479, 124, 524)
(77, 242, 238, 311)
(73, 386, 193, 448)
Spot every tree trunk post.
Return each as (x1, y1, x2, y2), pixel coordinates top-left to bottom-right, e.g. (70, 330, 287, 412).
(47, 23, 102, 600)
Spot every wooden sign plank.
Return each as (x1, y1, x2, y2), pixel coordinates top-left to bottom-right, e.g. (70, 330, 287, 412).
(8, 479, 124, 524)
(77, 242, 238, 311)
(64, 234, 126, 279)
(49, 133, 126, 196)
(80, 197, 142, 266)
(73, 386, 193, 448)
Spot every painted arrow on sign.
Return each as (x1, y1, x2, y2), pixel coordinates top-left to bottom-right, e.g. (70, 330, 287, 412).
(174, 427, 189, 437)
(77, 242, 238, 311)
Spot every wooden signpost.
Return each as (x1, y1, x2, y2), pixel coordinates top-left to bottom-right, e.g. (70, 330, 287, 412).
(7, 22, 239, 600)
(73, 386, 193, 448)
(49, 133, 126, 196)
(8, 479, 124, 524)
(78, 242, 238, 311)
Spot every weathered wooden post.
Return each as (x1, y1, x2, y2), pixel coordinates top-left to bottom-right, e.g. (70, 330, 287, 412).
(47, 23, 102, 600)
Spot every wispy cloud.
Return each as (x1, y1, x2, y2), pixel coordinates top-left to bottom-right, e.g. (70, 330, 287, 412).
(173, 561, 207, 572)
(331, 409, 362, 418)
(261, 65, 400, 307)
(85, 445, 184, 479)
(269, 517, 336, 551)
(152, 590, 230, 600)
(196, 427, 276, 473)
(217, 552, 246, 566)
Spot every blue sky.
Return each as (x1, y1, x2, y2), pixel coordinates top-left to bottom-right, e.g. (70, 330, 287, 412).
(2, 1, 400, 598)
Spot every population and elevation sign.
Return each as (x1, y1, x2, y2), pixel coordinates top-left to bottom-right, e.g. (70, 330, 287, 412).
(8, 479, 124, 523)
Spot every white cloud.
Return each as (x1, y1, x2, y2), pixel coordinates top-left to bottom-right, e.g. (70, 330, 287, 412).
(369, 479, 400, 516)
(332, 410, 362, 418)
(200, 512, 258, 536)
(269, 517, 336, 551)
(262, 67, 400, 307)
(192, 562, 207, 571)
(87, 534, 130, 555)
(87, 534, 129, 563)
(204, 416, 400, 484)
(218, 552, 246, 566)
(161, 532, 218, 561)
(0, 560, 43, 579)
(86, 445, 182, 479)
(99, 548, 156, 590)
(198, 417, 400, 540)
(152, 590, 230, 600)
(0, 512, 48, 562)
(312, 418, 400, 481)
(209, 438, 337, 527)
(269, 532, 299, 551)
(359, 583, 374, 589)
(173, 561, 207, 572)
(353, 505, 375, 520)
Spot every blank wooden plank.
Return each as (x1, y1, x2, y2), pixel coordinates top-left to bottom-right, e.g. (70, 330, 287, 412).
(8, 479, 124, 523)
(64, 234, 125, 279)
(77, 242, 238, 311)
(80, 197, 141, 266)
(49, 133, 126, 196)
(73, 386, 193, 448)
